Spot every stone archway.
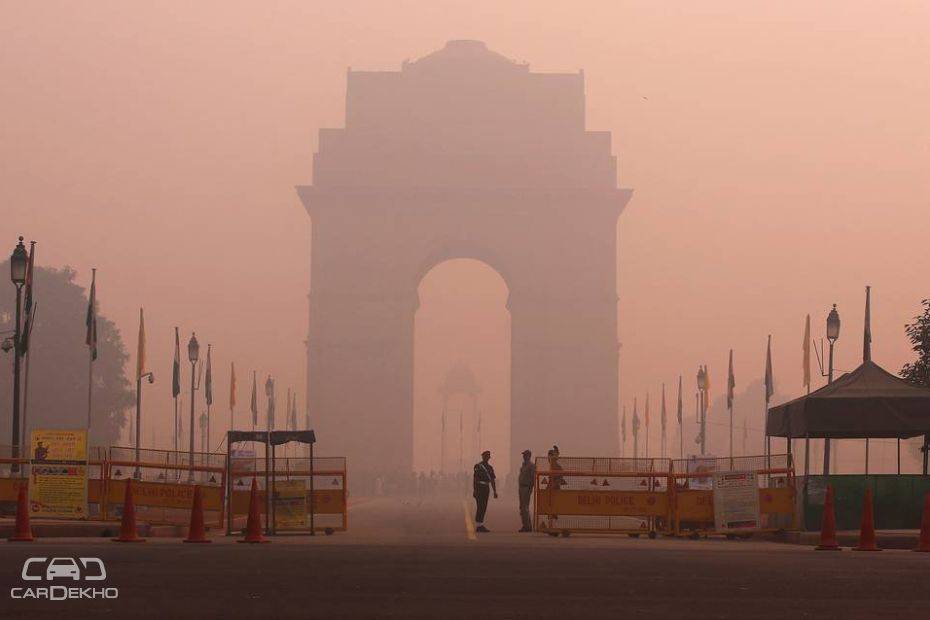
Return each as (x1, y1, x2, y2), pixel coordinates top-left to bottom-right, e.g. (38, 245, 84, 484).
(297, 41, 632, 474)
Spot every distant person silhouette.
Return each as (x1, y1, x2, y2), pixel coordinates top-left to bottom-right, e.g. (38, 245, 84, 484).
(473, 450, 497, 533)
(518, 449, 535, 532)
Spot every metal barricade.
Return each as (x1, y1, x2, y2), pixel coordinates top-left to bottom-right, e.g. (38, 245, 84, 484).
(227, 455, 348, 535)
(104, 446, 226, 528)
(534, 456, 674, 537)
(670, 454, 795, 537)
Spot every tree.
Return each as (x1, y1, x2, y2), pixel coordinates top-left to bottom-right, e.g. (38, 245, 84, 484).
(1, 262, 131, 446)
(901, 299, 930, 388)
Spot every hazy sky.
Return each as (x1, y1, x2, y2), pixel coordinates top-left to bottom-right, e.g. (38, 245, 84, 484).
(2, 2, 928, 465)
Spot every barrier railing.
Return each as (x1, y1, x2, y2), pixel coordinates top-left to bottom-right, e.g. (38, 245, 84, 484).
(2, 445, 348, 535)
(104, 446, 227, 528)
(226, 456, 348, 535)
(671, 454, 795, 537)
(534, 456, 674, 537)
(534, 454, 796, 538)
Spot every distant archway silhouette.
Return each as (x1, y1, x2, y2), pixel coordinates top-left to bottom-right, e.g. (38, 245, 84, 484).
(298, 41, 632, 472)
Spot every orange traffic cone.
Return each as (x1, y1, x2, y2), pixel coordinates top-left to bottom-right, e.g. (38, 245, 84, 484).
(853, 487, 881, 551)
(238, 478, 269, 543)
(8, 485, 34, 542)
(913, 492, 930, 553)
(183, 486, 211, 543)
(815, 485, 841, 550)
(112, 478, 146, 542)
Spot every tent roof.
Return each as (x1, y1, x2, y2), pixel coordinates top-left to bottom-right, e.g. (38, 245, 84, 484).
(766, 360, 930, 439)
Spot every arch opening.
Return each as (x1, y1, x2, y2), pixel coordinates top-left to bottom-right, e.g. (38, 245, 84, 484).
(413, 258, 511, 480)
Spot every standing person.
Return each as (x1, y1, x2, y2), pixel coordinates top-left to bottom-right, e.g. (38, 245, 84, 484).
(518, 449, 535, 532)
(473, 450, 497, 533)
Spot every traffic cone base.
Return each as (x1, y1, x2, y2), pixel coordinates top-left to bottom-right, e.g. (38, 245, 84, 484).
(113, 479, 146, 543)
(238, 477, 270, 543)
(184, 486, 212, 543)
(8, 486, 34, 542)
(914, 492, 930, 552)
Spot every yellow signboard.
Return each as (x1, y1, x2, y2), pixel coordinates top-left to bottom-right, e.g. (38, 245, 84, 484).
(274, 480, 307, 529)
(29, 429, 89, 519)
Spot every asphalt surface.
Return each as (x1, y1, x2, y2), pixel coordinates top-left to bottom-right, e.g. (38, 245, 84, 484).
(1, 494, 929, 619)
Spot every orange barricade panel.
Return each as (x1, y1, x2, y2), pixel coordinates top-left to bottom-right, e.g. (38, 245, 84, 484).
(538, 489, 668, 517)
(0, 478, 28, 502)
(674, 490, 714, 522)
(311, 490, 346, 514)
(89, 479, 103, 504)
(107, 479, 222, 511)
(229, 489, 345, 515)
(759, 486, 794, 515)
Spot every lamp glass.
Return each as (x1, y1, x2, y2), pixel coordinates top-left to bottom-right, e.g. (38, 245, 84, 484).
(826, 306, 841, 342)
(10, 239, 27, 284)
(187, 333, 200, 362)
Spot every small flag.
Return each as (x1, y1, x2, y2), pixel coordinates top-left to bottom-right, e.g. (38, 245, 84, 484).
(660, 384, 667, 432)
(288, 393, 293, 431)
(676, 376, 683, 425)
(764, 335, 775, 403)
(803, 314, 811, 390)
(172, 327, 181, 398)
(85, 269, 97, 361)
(621, 405, 627, 444)
(136, 308, 146, 380)
(632, 397, 640, 436)
(204, 344, 213, 406)
(863, 285, 872, 362)
(229, 362, 237, 410)
(266, 375, 275, 429)
(727, 349, 735, 410)
(250, 371, 258, 426)
(703, 365, 711, 411)
(285, 388, 291, 430)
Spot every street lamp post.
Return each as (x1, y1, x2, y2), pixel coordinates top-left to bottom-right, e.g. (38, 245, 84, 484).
(8, 238, 28, 474)
(187, 333, 200, 481)
(823, 305, 840, 475)
(133, 370, 155, 479)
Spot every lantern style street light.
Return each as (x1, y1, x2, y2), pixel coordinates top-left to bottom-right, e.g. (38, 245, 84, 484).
(823, 304, 841, 474)
(9, 238, 28, 473)
(187, 332, 200, 481)
(265, 375, 274, 431)
(696, 366, 707, 455)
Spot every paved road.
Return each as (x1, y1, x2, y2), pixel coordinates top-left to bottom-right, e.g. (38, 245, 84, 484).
(1, 494, 929, 619)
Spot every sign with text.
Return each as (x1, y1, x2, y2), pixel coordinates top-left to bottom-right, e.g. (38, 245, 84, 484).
(687, 456, 718, 490)
(712, 470, 761, 531)
(536, 490, 668, 517)
(29, 429, 89, 519)
(273, 480, 307, 529)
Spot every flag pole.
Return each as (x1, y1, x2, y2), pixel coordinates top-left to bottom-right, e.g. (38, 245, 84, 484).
(21, 341, 32, 450)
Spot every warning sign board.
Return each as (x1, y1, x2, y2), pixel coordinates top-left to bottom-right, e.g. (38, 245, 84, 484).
(687, 455, 717, 490)
(273, 480, 307, 529)
(712, 470, 760, 531)
(29, 429, 89, 519)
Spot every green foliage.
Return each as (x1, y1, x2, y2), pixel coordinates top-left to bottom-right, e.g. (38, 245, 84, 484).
(1, 263, 131, 446)
(901, 299, 930, 388)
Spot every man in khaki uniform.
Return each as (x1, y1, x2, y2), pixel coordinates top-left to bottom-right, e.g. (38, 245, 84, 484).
(518, 449, 535, 532)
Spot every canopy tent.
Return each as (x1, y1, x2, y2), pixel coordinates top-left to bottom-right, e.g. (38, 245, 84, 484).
(766, 360, 930, 439)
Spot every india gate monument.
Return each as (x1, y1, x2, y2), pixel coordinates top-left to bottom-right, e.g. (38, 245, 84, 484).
(297, 41, 633, 473)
